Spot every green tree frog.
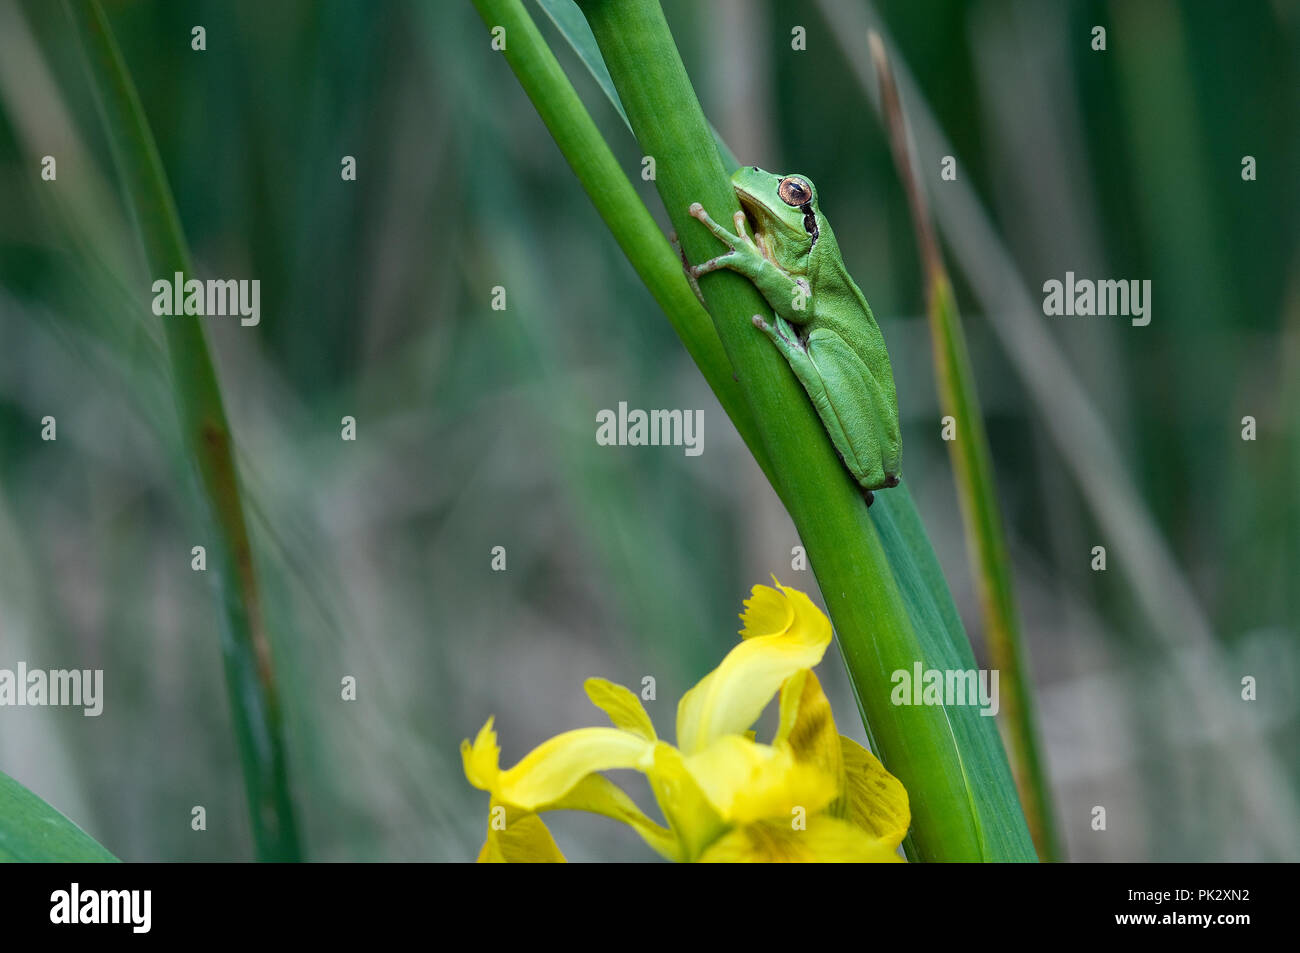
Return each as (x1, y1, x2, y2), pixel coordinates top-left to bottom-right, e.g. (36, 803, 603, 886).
(685, 167, 901, 503)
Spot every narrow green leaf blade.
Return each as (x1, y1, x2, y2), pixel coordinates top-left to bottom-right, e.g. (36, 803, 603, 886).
(0, 770, 117, 862)
(535, 0, 629, 125)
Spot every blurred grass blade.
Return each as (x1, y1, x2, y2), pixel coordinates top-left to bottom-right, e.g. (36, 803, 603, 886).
(818, 0, 1300, 852)
(64, 0, 301, 861)
(869, 32, 1060, 861)
(479, 0, 1035, 860)
(0, 769, 117, 861)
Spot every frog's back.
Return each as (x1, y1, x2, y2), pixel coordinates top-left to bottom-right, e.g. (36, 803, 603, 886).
(805, 220, 900, 478)
(806, 228, 894, 385)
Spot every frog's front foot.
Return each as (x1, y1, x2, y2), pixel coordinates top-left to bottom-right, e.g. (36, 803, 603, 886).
(687, 202, 760, 279)
(688, 203, 754, 247)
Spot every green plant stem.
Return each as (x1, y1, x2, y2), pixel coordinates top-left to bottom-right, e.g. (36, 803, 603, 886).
(566, 0, 1032, 861)
(66, 0, 301, 861)
(871, 34, 1059, 861)
(468, 0, 775, 481)
(470, 0, 1034, 862)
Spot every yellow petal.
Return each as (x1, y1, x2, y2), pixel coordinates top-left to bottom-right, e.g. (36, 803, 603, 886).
(645, 742, 729, 862)
(684, 734, 837, 825)
(542, 772, 679, 861)
(584, 678, 656, 740)
(461, 717, 501, 792)
(775, 670, 847, 817)
(477, 801, 566, 863)
(697, 815, 905, 863)
(464, 720, 678, 860)
(738, 579, 794, 640)
(840, 736, 911, 849)
(677, 583, 832, 754)
(495, 727, 654, 810)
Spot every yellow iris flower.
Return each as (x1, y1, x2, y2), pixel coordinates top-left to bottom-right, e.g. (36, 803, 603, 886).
(461, 581, 910, 862)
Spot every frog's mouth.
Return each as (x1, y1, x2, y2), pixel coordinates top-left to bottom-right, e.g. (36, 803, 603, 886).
(734, 188, 775, 237)
(734, 191, 780, 265)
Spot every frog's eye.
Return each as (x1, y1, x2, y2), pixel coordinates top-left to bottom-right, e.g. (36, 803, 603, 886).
(778, 176, 812, 207)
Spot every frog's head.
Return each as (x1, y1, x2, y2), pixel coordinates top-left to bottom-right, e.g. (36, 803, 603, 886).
(731, 167, 822, 258)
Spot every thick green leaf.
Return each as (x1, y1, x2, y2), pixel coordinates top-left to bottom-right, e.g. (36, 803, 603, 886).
(866, 35, 1058, 859)
(488, 0, 1037, 860)
(0, 770, 117, 862)
(870, 487, 1035, 859)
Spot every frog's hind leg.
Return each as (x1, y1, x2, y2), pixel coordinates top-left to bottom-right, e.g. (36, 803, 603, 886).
(751, 319, 897, 503)
(751, 313, 802, 349)
(800, 328, 896, 490)
(752, 315, 874, 499)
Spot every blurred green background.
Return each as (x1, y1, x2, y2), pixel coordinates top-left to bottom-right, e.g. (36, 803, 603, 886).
(0, 0, 1295, 861)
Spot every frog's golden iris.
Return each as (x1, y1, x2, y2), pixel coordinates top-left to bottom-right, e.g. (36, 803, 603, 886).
(778, 175, 813, 207)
